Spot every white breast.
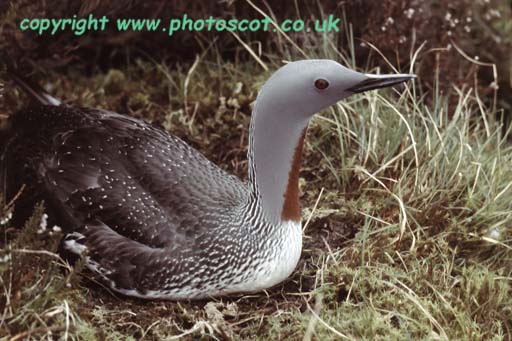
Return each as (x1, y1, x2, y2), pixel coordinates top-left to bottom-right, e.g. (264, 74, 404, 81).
(228, 220, 303, 293)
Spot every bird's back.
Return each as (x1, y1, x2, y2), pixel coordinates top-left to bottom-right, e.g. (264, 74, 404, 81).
(2, 105, 249, 247)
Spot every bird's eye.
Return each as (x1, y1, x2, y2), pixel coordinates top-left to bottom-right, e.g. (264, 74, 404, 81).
(314, 78, 329, 90)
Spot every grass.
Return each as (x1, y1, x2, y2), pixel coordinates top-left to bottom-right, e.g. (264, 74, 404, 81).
(1, 16, 512, 341)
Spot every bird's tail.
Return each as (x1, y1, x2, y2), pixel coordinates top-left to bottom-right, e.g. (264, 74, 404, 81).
(1, 70, 61, 199)
(1, 70, 62, 151)
(1, 69, 61, 155)
(8, 70, 61, 106)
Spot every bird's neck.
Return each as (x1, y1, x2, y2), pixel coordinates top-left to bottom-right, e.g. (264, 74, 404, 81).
(247, 101, 309, 225)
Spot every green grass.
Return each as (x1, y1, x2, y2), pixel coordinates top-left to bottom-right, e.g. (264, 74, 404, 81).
(1, 17, 512, 340)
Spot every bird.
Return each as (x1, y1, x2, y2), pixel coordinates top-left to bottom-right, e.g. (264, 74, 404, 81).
(0, 60, 414, 300)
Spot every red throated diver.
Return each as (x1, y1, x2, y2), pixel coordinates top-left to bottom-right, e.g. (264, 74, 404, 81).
(1, 60, 414, 299)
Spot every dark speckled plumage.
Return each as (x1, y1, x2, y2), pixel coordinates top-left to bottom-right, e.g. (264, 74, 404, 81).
(2, 105, 281, 298)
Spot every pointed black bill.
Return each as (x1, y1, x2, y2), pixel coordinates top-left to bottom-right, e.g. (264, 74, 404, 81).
(347, 74, 416, 93)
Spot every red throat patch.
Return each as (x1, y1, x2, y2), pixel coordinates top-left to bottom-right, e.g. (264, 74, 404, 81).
(281, 128, 307, 222)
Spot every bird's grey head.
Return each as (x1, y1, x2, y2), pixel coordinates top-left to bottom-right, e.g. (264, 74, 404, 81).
(250, 59, 415, 224)
(255, 59, 415, 120)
